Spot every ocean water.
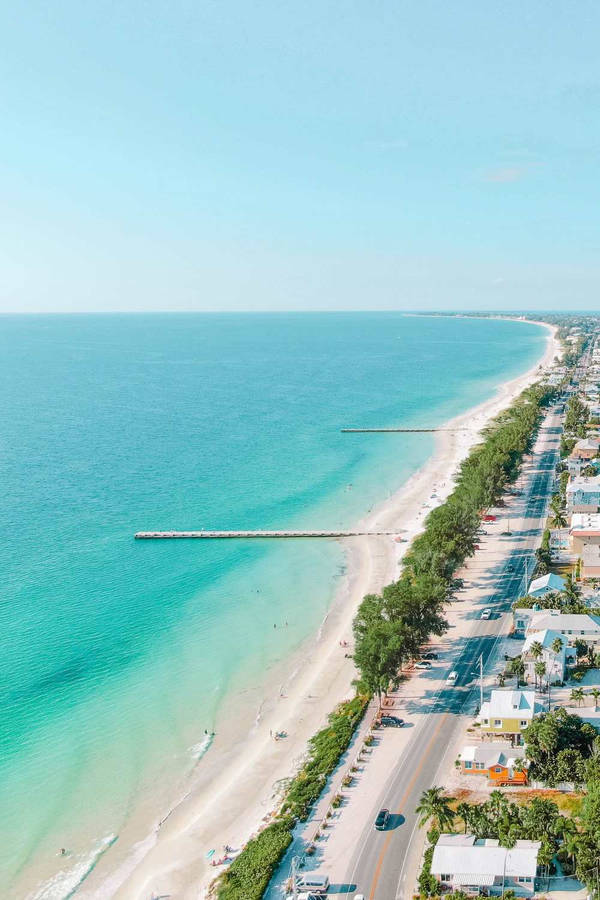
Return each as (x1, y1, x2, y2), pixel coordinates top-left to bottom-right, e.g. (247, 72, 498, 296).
(0, 313, 546, 897)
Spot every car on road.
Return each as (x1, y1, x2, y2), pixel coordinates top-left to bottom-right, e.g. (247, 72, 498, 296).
(354, 895, 365, 900)
(483, 514, 497, 522)
(414, 660, 432, 669)
(446, 670, 458, 684)
(507, 563, 515, 572)
(374, 808, 390, 830)
(380, 715, 404, 727)
(481, 608, 492, 619)
(421, 651, 438, 660)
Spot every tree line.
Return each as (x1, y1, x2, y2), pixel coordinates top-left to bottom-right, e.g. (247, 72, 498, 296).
(353, 381, 557, 697)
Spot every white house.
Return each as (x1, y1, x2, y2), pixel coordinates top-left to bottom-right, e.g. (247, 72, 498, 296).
(431, 834, 541, 897)
(526, 611, 600, 646)
(566, 476, 600, 515)
(521, 628, 575, 683)
(527, 573, 565, 598)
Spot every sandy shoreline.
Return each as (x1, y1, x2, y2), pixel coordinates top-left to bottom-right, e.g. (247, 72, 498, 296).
(86, 320, 560, 900)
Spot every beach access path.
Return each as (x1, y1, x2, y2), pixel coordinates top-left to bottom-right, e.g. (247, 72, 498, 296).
(101, 324, 560, 900)
(268, 404, 561, 900)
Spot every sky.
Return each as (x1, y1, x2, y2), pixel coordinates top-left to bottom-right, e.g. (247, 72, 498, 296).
(2, 1, 600, 312)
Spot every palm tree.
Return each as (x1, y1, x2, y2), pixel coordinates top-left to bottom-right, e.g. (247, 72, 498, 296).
(563, 831, 581, 868)
(534, 660, 547, 689)
(551, 509, 567, 528)
(487, 790, 508, 823)
(415, 786, 454, 831)
(510, 657, 525, 688)
(456, 801, 471, 834)
(551, 636, 564, 655)
(529, 640, 544, 661)
(563, 572, 579, 602)
(588, 687, 600, 710)
(571, 687, 585, 707)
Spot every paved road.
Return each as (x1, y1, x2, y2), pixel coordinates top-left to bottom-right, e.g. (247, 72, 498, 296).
(343, 408, 561, 900)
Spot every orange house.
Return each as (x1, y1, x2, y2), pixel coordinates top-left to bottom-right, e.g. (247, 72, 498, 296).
(458, 741, 528, 785)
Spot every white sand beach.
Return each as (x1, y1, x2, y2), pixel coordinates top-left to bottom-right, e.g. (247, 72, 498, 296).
(90, 321, 561, 900)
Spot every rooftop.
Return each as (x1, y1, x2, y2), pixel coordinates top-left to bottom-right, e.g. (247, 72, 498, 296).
(528, 573, 566, 594)
(460, 741, 526, 769)
(431, 834, 541, 880)
(522, 628, 567, 657)
(528, 611, 600, 633)
(567, 475, 600, 493)
(479, 689, 536, 720)
(570, 512, 600, 534)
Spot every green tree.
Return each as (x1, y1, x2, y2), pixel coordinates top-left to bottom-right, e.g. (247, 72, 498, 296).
(589, 687, 600, 710)
(415, 787, 454, 831)
(571, 687, 585, 707)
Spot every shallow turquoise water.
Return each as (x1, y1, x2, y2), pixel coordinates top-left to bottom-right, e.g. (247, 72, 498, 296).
(0, 313, 545, 895)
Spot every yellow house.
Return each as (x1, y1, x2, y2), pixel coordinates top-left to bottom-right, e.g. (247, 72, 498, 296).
(478, 690, 538, 745)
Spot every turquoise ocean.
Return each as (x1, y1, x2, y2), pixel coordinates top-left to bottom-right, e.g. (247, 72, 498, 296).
(0, 314, 546, 897)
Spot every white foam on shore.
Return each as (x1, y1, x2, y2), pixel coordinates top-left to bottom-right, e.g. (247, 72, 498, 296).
(28, 834, 117, 900)
(85, 831, 157, 899)
(189, 731, 214, 761)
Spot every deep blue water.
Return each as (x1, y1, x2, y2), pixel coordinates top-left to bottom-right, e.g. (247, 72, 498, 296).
(0, 313, 545, 896)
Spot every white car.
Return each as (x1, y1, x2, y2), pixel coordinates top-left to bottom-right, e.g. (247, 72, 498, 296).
(447, 670, 458, 684)
(415, 660, 432, 669)
(481, 608, 492, 619)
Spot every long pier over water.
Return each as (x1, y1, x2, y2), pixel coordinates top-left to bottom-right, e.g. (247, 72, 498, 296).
(341, 427, 468, 433)
(135, 530, 399, 540)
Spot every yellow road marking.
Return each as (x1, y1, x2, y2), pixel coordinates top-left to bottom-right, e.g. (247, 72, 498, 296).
(368, 713, 448, 900)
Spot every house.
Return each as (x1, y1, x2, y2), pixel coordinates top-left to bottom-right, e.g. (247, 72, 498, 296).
(431, 834, 540, 897)
(521, 629, 575, 683)
(549, 526, 573, 563)
(566, 476, 600, 515)
(527, 572, 565, 598)
(526, 611, 600, 646)
(478, 690, 538, 745)
(567, 456, 587, 476)
(458, 741, 528, 785)
(570, 514, 600, 577)
(571, 438, 600, 460)
(582, 543, 600, 578)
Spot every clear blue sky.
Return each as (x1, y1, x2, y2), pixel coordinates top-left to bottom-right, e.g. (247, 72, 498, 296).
(2, 1, 600, 312)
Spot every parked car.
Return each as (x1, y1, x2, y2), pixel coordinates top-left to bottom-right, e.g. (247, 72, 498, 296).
(483, 514, 497, 522)
(295, 874, 330, 895)
(374, 808, 390, 830)
(414, 660, 432, 669)
(446, 670, 458, 684)
(481, 608, 492, 619)
(421, 651, 438, 660)
(380, 715, 404, 727)
(507, 563, 515, 572)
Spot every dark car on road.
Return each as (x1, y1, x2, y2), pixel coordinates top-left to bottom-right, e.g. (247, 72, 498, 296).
(422, 651, 438, 660)
(380, 715, 404, 727)
(374, 808, 390, 830)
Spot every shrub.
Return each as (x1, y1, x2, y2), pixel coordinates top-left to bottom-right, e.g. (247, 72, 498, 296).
(215, 817, 294, 900)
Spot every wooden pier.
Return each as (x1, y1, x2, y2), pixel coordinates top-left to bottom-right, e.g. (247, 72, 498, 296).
(341, 428, 468, 433)
(135, 530, 399, 540)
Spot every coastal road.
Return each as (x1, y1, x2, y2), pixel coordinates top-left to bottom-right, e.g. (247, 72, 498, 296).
(342, 408, 561, 900)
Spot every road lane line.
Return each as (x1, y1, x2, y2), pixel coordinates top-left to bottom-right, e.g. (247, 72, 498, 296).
(368, 713, 448, 900)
